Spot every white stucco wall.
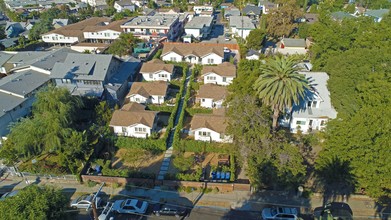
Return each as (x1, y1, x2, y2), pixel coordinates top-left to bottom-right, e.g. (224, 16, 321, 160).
(141, 70, 172, 81)
(185, 28, 201, 38)
(42, 33, 79, 44)
(112, 123, 151, 138)
(193, 127, 232, 143)
(129, 94, 148, 104)
(162, 52, 183, 62)
(201, 53, 223, 65)
(290, 117, 328, 134)
(84, 30, 121, 40)
(203, 73, 234, 86)
(200, 97, 213, 108)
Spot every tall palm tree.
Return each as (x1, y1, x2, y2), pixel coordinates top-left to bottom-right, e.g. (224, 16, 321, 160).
(253, 56, 309, 130)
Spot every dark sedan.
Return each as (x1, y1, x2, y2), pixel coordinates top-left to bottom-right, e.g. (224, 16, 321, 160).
(153, 203, 189, 218)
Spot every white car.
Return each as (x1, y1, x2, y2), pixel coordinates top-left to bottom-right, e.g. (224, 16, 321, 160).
(70, 193, 102, 209)
(262, 206, 298, 220)
(112, 199, 148, 214)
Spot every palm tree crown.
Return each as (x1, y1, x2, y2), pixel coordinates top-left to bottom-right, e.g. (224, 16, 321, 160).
(253, 56, 310, 129)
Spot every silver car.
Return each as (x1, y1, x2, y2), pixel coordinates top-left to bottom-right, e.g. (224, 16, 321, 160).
(70, 193, 102, 209)
(262, 206, 298, 220)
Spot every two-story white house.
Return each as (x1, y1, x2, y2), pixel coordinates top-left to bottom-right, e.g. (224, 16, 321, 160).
(139, 59, 174, 81)
(197, 84, 228, 109)
(161, 43, 224, 65)
(201, 62, 236, 86)
(41, 17, 112, 45)
(110, 102, 158, 138)
(184, 16, 213, 40)
(229, 16, 256, 39)
(114, 0, 136, 12)
(287, 72, 337, 133)
(190, 111, 232, 143)
(193, 5, 214, 15)
(127, 81, 168, 104)
(83, 19, 128, 44)
(121, 15, 182, 41)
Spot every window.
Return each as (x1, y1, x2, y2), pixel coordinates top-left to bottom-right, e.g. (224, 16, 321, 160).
(220, 133, 225, 139)
(170, 57, 177, 62)
(149, 73, 153, 78)
(222, 77, 226, 82)
(159, 74, 166, 78)
(198, 131, 211, 137)
(122, 127, 127, 133)
(320, 120, 326, 126)
(135, 98, 140, 102)
(296, 120, 306, 125)
(309, 120, 313, 126)
(207, 58, 214, 64)
(308, 101, 318, 108)
(202, 98, 205, 102)
(62, 79, 72, 84)
(135, 127, 146, 133)
(207, 76, 216, 80)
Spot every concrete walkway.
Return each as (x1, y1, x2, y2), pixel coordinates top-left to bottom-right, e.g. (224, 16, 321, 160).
(156, 65, 192, 181)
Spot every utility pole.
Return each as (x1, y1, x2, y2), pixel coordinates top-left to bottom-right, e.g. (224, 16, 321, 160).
(87, 182, 105, 220)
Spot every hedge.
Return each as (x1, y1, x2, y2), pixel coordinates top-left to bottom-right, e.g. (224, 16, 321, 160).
(185, 107, 212, 116)
(116, 137, 166, 154)
(176, 139, 234, 153)
(146, 104, 174, 113)
(93, 159, 155, 178)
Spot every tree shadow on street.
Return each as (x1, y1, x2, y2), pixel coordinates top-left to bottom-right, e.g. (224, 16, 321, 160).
(314, 156, 357, 206)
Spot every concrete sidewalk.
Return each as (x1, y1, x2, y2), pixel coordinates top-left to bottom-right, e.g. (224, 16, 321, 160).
(0, 175, 386, 219)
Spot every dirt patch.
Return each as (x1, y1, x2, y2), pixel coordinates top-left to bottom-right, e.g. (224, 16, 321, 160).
(113, 148, 164, 175)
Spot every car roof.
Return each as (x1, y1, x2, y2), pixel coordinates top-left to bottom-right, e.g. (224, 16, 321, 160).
(125, 199, 138, 206)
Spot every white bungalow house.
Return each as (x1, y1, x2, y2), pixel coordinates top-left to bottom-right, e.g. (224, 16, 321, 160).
(201, 62, 236, 86)
(126, 81, 168, 104)
(139, 59, 175, 81)
(197, 84, 228, 109)
(277, 38, 308, 55)
(109, 103, 158, 138)
(161, 43, 224, 65)
(190, 111, 232, 143)
(285, 72, 337, 133)
(114, 0, 136, 12)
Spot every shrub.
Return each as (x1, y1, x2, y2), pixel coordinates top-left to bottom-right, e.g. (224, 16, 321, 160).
(153, 49, 162, 59)
(86, 180, 98, 187)
(185, 107, 212, 116)
(112, 182, 121, 188)
(172, 154, 194, 172)
(146, 104, 175, 113)
(176, 140, 233, 153)
(116, 137, 166, 154)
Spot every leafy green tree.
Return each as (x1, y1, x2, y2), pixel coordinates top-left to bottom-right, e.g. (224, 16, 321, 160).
(253, 56, 309, 130)
(107, 33, 139, 57)
(0, 185, 68, 220)
(18, 36, 26, 47)
(265, 0, 303, 37)
(105, 7, 117, 16)
(246, 28, 266, 50)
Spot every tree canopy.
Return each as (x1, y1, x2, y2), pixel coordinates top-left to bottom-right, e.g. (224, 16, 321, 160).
(107, 33, 139, 57)
(253, 56, 309, 129)
(246, 29, 266, 51)
(265, 0, 303, 37)
(0, 185, 68, 220)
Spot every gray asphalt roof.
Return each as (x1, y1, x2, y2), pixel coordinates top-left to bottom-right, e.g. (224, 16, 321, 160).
(229, 16, 256, 29)
(364, 9, 389, 18)
(242, 5, 261, 15)
(121, 15, 178, 28)
(185, 16, 213, 29)
(331, 11, 355, 20)
(7, 51, 49, 69)
(0, 52, 14, 67)
(0, 38, 18, 48)
(50, 53, 113, 81)
(292, 72, 337, 119)
(107, 57, 141, 91)
(30, 48, 76, 71)
(282, 38, 306, 48)
(224, 8, 241, 17)
(0, 69, 50, 97)
(0, 92, 26, 118)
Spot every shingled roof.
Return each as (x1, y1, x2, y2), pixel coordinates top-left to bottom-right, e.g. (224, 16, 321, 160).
(140, 59, 174, 74)
(127, 81, 168, 97)
(110, 109, 157, 127)
(191, 114, 228, 133)
(198, 84, 228, 100)
(121, 102, 146, 111)
(83, 18, 128, 32)
(162, 43, 224, 58)
(201, 62, 236, 77)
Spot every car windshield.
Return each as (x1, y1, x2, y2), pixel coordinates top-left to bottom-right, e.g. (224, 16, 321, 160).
(77, 195, 89, 202)
(271, 208, 278, 216)
(136, 201, 144, 209)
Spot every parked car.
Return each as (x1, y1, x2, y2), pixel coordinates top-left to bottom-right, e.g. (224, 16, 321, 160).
(112, 199, 148, 214)
(225, 33, 231, 41)
(70, 193, 102, 209)
(262, 206, 298, 220)
(153, 203, 189, 217)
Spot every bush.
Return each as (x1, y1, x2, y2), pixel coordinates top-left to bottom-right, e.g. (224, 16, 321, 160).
(112, 182, 121, 188)
(185, 107, 212, 116)
(176, 167, 203, 181)
(116, 137, 166, 154)
(86, 180, 98, 187)
(212, 187, 219, 193)
(172, 154, 194, 172)
(153, 49, 162, 59)
(146, 104, 174, 113)
(177, 140, 233, 153)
